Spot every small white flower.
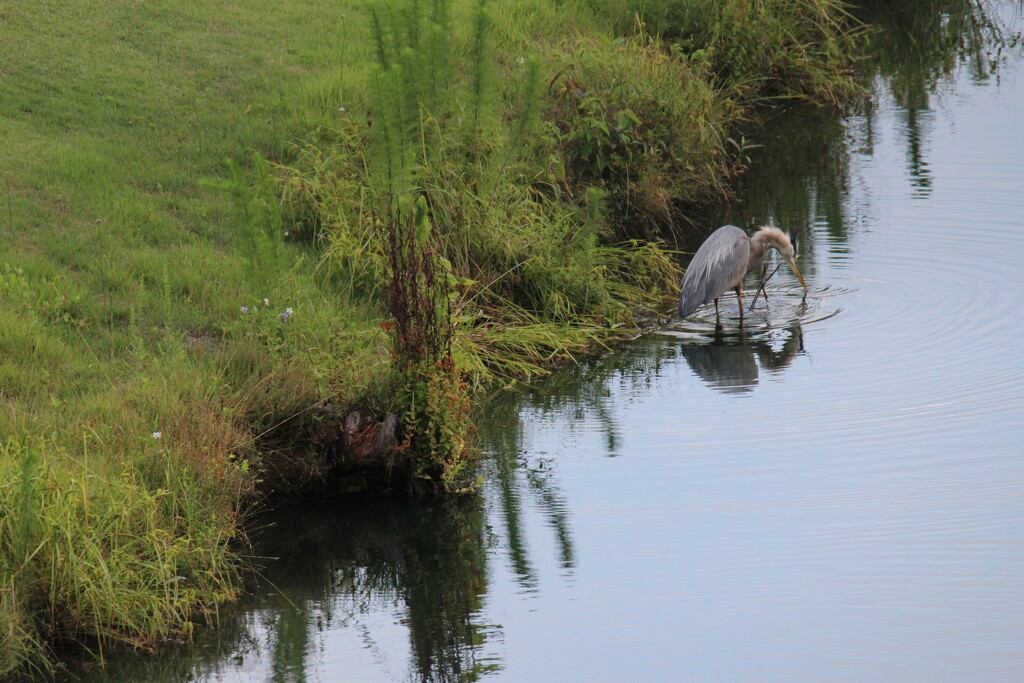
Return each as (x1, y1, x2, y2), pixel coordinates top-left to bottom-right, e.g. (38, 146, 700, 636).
(285, 307, 294, 315)
(240, 306, 249, 313)
(338, 106, 347, 112)
(263, 298, 270, 306)
(152, 431, 163, 440)
(516, 57, 525, 64)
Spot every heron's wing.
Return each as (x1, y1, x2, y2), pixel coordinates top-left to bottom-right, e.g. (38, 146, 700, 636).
(678, 226, 750, 318)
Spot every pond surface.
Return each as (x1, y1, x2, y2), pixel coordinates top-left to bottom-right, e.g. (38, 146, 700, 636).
(79, 4, 1024, 682)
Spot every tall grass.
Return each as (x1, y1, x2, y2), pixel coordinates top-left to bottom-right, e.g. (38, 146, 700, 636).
(0, 436, 240, 674)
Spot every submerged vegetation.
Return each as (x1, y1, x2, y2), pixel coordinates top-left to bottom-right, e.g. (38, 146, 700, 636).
(0, 0, 871, 675)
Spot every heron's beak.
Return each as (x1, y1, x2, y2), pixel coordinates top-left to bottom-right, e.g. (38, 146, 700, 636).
(787, 257, 807, 290)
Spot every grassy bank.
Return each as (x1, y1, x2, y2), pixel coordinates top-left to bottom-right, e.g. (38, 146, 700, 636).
(1, 0, 861, 675)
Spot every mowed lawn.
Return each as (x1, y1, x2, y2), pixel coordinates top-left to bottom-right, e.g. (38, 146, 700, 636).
(0, 0, 387, 454)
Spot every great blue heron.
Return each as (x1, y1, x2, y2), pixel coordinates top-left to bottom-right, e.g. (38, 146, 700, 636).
(678, 225, 807, 321)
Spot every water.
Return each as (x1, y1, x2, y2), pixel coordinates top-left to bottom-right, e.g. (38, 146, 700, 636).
(77, 4, 1024, 681)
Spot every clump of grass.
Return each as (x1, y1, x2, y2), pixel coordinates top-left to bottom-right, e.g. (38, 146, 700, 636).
(0, 436, 240, 675)
(282, 133, 683, 385)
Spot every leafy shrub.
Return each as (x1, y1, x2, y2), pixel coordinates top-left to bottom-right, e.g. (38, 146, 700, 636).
(546, 33, 733, 232)
(585, 0, 863, 104)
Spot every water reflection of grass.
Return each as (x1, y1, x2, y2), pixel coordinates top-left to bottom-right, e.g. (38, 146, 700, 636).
(689, 0, 1022, 264)
(473, 321, 809, 602)
(475, 335, 719, 593)
(857, 0, 1022, 94)
(243, 497, 496, 682)
(853, 1, 1023, 197)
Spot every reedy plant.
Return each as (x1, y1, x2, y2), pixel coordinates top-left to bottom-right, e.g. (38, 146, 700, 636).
(206, 153, 294, 289)
(366, 0, 482, 493)
(385, 199, 474, 491)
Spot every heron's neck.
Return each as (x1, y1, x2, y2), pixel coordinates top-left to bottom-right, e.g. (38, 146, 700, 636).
(747, 234, 770, 273)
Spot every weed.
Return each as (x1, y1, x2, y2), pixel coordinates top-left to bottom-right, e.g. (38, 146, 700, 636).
(385, 202, 474, 492)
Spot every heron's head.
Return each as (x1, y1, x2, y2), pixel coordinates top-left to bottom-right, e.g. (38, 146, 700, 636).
(755, 227, 806, 290)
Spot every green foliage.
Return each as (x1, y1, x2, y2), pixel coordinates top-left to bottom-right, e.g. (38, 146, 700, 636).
(546, 33, 733, 230)
(584, 0, 864, 105)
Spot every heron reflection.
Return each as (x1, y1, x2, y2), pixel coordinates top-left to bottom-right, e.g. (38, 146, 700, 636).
(678, 324, 804, 394)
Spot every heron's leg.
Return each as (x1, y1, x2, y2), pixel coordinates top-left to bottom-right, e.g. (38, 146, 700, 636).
(751, 263, 770, 309)
(714, 298, 720, 322)
(735, 284, 745, 319)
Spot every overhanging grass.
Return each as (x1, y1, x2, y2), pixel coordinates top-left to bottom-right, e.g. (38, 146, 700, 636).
(0, 436, 241, 673)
